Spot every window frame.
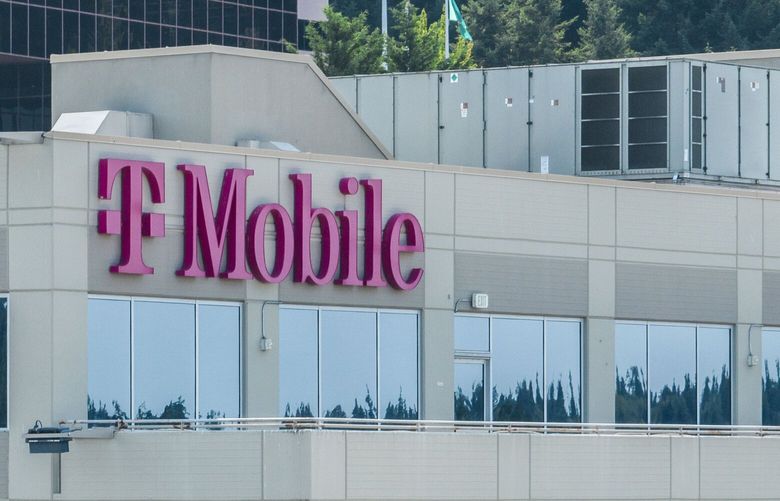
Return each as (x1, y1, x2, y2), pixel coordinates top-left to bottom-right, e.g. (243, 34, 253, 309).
(278, 304, 421, 420)
(454, 313, 584, 423)
(88, 294, 243, 421)
(0, 294, 8, 430)
(615, 320, 732, 425)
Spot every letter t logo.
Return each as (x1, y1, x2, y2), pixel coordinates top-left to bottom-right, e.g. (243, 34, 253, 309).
(97, 158, 166, 274)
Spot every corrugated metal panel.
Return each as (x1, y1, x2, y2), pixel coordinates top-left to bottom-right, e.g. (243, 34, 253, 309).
(740, 66, 769, 179)
(395, 73, 439, 164)
(454, 252, 588, 317)
(356, 75, 395, 154)
(329, 77, 357, 111)
(439, 70, 485, 168)
(763, 271, 780, 326)
(705, 63, 739, 176)
(530, 65, 576, 175)
(615, 262, 737, 323)
(484, 68, 528, 171)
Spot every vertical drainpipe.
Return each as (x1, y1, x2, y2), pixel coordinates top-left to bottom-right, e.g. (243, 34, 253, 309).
(703, 64, 708, 174)
(738, 66, 742, 178)
(437, 73, 443, 164)
(392, 74, 397, 158)
(767, 70, 771, 179)
(482, 70, 487, 168)
(527, 69, 533, 172)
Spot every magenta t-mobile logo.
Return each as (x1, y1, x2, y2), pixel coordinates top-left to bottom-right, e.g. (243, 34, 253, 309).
(97, 158, 166, 274)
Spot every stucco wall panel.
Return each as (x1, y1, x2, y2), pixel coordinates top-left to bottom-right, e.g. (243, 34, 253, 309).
(616, 187, 736, 254)
(455, 175, 588, 243)
(616, 262, 737, 323)
(763, 271, 780, 325)
(699, 436, 780, 499)
(529, 435, 670, 499)
(455, 252, 588, 317)
(347, 432, 497, 499)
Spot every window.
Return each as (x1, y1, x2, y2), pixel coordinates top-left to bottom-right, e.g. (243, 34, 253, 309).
(581, 67, 620, 172)
(628, 65, 668, 170)
(87, 297, 241, 421)
(279, 306, 419, 419)
(454, 314, 582, 423)
(0, 298, 7, 429)
(615, 322, 731, 425)
(762, 328, 780, 425)
(691, 65, 703, 170)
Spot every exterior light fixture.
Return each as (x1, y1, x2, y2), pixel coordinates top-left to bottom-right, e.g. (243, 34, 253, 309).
(260, 300, 283, 351)
(454, 293, 489, 312)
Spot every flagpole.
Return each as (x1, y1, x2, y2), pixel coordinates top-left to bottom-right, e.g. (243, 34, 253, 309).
(382, 0, 388, 70)
(444, 0, 450, 59)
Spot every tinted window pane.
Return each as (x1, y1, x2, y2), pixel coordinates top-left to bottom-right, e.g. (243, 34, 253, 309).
(629, 65, 667, 91)
(208, 0, 222, 31)
(615, 323, 647, 424)
(193, 29, 207, 44)
(29, 7, 45, 57)
(129, 21, 144, 49)
(628, 144, 666, 170)
(0, 3, 10, 54)
(454, 362, 484, 421)
(88, 299, 131, 421)
(279, 308, 318, 417)
(12, 4, 28, 56)
(763, 329, 780, 425)
(47, 9, 62, 56)
(129, 0, 144, 20)
(692, 92, 702, 117)
(582, 145, 619, 171)
(0, 299, 6, 428)
(145, 23, 160, 48)
(629, 117, 667, 144)
(238, 5, 252, 37)
(692, 117, 702, 141)
(582, 94, 619, 120)
(134, 302, 195, 419)
(546, 321, 581, 422)
(629, 92, 666, 118)
(113, 18, 128, 50)
(161, 25, 175, 46)
(223, 2, 237, 34)
(161, 0, 176, 24)
(177, 27, 191, 45)
(649, 324, 696, 424)
(96, 15, 112, 51)
(582, 119, 619, 146)
(193, 0, 207, 29)
(492, 318, 544, 422)
(113, 0, 128, 18)
(283, 11, 295, 44)
(269, 8, 282, 41)
(692, 66, 702, 91)
(146, 0, 161, 23)
(63, 11, 79, 53)
(18, 63, 43, 97)
(178, 0, 192, 27)
(454, 315, 489, 352)
(379, 313, 418, 419)
(97, 0, 112, 15)
(692, 143, 702, 170)
(321, 310, 377, 418)
(582, 68, 619, 94)
(698, 327, 730, 425)
(80, 13, 95, 52)
(254, 7, 267, 39)
(198, 305, 240, 419)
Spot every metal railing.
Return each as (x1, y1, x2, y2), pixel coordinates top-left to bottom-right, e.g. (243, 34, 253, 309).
(59, 417, 780, 437)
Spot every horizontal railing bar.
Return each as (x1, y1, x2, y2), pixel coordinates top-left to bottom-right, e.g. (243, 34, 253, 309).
(56, 417, 780, 437)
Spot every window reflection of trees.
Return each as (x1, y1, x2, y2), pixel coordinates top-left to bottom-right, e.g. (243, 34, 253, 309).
(763, 359, 780, 425)
(283, 386, 419, 419)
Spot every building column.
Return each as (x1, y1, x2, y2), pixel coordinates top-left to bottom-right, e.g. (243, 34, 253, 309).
(734, 268, 763, 425)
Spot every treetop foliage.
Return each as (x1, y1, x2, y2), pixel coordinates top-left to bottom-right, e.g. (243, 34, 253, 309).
(310, 0, 780, 76)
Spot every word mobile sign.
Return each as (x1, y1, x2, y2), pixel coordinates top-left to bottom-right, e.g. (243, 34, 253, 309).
(97, 158, 424, 290)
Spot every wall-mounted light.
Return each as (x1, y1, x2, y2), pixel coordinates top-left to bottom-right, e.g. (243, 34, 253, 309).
(260, 300, 283, 351)
(454, 293, 489, 312)
(748, 324, 761, 367)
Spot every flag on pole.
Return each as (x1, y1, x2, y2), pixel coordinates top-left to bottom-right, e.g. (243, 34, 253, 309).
(447, 0, 473, 41)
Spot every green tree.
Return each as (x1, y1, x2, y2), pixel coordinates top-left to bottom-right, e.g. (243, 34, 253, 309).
(462, 0, 512, 67)
(574, 0, 634, 61)
(388, 1, 443, 71)
(505, 0, 575, 65)
(305, 6, 386, 76)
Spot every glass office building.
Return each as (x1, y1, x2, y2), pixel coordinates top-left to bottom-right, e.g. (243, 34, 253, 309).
(0, 0, 300, 131)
